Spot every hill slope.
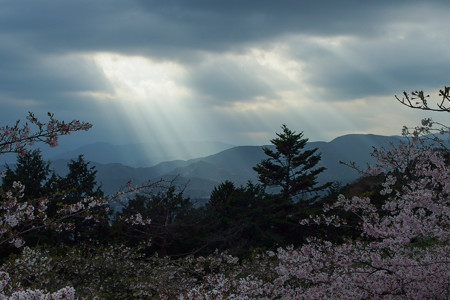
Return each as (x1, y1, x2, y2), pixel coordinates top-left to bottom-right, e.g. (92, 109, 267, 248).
(2, 134, 404, 201)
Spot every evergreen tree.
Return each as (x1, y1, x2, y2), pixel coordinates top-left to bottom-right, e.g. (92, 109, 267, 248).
(50, 155, 107, 244)
(253, 125, 329, 203)
(1, 150, 59, 247)
(209, 180, 236, 208)
(205, 181, 292, 257)
(59, 155, 103, 200)
(1, 149, 54, 200)
(114, 182, 199, 256)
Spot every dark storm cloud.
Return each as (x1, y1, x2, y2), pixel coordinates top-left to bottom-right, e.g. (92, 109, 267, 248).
(1, 0, 449, 145)
(292, 28, 450, 101)
(0, 44, 111, 103)
(2, 0, 443, 56)
(1, 0, 448, 84)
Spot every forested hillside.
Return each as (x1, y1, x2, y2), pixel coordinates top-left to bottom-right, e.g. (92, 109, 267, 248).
(1, 134, 404, 199)
(1, 87, 449, 298)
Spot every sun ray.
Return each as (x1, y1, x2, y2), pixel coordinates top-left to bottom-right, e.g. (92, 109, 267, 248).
(89, 52, 207, 164)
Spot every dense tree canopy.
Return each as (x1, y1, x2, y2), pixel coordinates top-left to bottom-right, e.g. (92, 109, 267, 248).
(113, 181, 199, 256)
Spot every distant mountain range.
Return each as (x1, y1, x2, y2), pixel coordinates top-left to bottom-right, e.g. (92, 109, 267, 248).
(47, 141, 236, 167)
(1, 134, 405, 202)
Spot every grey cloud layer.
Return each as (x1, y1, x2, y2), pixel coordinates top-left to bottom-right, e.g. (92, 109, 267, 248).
(0, 47, 110, 100)
(2, 1, 447, 99)
(2, 0, 443, 54)
(188, 58, 278, 103)
(1, 0, 449, 144)
(296, 30, 450, 100)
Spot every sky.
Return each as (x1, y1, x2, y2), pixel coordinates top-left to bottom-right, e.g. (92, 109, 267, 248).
(1, 0, 449, 153)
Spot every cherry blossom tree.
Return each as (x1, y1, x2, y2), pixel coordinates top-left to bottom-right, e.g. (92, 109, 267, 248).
(0, 112, 168, 299)
(0, 112, 92, 157)
(176, 119, 449, 299)
(0, 112, 94, 299)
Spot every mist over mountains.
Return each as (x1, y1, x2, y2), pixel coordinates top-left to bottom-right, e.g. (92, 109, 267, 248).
(1, 134, 405, 202)
(48, 141, 236, 167)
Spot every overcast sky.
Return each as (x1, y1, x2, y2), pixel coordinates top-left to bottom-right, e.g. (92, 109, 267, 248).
(1, 0, 449, 151)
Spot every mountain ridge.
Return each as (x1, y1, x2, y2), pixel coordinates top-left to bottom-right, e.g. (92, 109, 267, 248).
(1, 133, 406, 201)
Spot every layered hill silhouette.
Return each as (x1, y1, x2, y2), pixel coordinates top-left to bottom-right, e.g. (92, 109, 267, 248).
(48, 141, 236, 167)
(43, 134, 404, 201)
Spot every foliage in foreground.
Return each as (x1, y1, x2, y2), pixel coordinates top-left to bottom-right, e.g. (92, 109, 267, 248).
(0, 87, 449, 299)
(3, 128, 449, 298)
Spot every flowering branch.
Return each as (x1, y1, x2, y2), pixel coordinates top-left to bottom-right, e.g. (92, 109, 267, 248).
(395, 86, 450, 112)
(0, 112, 92, 157)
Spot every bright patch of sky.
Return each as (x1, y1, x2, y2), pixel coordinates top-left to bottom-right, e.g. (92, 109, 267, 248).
(0, 0, 449, 151)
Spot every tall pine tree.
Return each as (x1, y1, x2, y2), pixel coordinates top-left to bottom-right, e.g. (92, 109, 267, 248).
(2, 149, 54, 200)
(54, 155, 107, 244)
(253, 125, 329, 203)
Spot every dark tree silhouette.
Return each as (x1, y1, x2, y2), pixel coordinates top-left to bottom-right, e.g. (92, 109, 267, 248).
(253, 125, 329, 202)
(2, 149, 53, 200)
